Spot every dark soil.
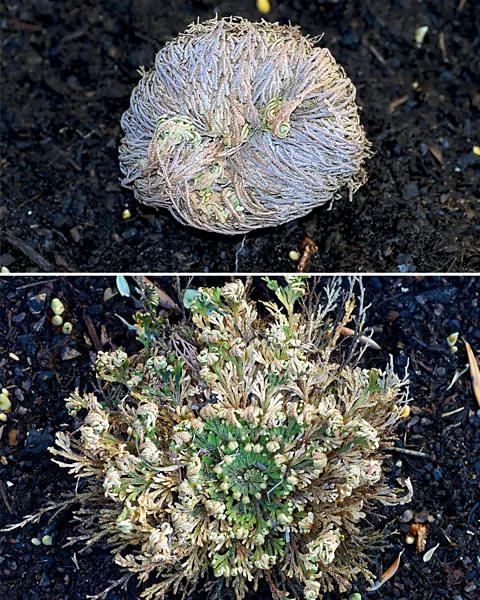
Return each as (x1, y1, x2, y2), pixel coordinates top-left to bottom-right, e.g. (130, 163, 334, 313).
(1, 1, 479, 274)
(0, 275, 479, 600)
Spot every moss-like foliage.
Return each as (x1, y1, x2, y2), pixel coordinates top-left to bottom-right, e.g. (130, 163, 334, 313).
(18, 278, 413, 600)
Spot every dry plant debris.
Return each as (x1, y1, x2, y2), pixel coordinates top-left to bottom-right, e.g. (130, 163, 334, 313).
(4, 278, 412, 600)
(367, 549, 404, 591)
(464, 340, 480, 409)
(297, 237, 319, 272)
(119, 17, 371, 234)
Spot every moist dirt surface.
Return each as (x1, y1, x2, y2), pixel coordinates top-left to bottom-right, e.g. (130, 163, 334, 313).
(1, 1, 479, 274)
(0, 275, 479, 600)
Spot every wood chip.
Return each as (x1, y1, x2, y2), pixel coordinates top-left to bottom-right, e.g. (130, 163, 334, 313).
(6, 234, 54, 272)
(429, 144, 444, 165)
(83, 313, 103, 351)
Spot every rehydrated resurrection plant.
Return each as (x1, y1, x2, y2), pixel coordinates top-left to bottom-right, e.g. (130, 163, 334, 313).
(119, 18, 371, 234)
(7, 278, 412, 600)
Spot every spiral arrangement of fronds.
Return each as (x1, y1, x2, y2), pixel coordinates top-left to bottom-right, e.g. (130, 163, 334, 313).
(11, 277, 411, 600)
(119, 17, 371, 234)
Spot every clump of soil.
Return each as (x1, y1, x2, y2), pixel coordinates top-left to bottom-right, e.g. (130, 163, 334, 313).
(0, 275, 479, 600)
(1, 1, 479, 273)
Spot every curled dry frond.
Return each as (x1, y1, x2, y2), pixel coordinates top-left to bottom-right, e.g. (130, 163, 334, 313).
(43, 278, 409, 600)
(119, 17, 371, 234)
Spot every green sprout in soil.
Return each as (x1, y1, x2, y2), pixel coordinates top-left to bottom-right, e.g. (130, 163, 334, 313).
(5, 277, 413, 600)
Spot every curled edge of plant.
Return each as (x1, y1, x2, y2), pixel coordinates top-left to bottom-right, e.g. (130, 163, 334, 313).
(3, 277, 412, 600)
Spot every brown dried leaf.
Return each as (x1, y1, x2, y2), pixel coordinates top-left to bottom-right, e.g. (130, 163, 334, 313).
(464, 340, 480, 408)
(367, 549, 404, 591)
(133, 276, 176, 310)
(340, 326, 381, 350)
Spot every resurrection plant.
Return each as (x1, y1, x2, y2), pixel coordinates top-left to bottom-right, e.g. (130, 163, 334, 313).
(5, 278, 413, 600)
(119, 17, 371, 234)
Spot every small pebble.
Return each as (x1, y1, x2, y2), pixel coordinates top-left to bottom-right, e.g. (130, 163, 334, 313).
(28, 293, 46, 315)
(31, 538, 42, 546)
(41, 535, 53, 546)
(122, 208, 132, 219)
(399, 509, 414, 523)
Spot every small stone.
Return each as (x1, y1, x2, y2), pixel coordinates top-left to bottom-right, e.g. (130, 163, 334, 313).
(69, 227, 81, 243)
(60, 347, 82, 361)
(52, 214, 65, 227)
(25, 429, 53, 454)
(403, 182, 419, 201)
(414, 509, 430, 523)
(31, 538, 42, 546)
(399, 509, 413, 523)
(39, 572, 50, 587)
(38, 370, 55, 382)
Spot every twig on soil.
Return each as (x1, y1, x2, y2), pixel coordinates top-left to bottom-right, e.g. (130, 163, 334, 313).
(6, 234, 54, 271)
(389, 447, 430, 458)
(15, 277, 61, 290)
(443, 421, 464, 433)
(0, 480, 12, 514)
(441, 406, 465, 418)
(83, 313, 103, 351)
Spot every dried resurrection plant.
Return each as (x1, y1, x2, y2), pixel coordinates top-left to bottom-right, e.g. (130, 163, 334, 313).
(119, 18, 371, 234)
(6, 278, 412, 600)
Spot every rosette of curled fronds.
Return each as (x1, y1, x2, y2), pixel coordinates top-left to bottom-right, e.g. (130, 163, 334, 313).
(119, 17, 371, 234)
(9, 278, 412, 600)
